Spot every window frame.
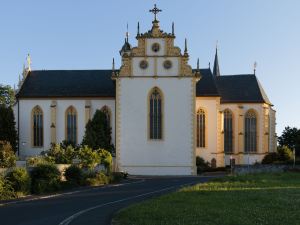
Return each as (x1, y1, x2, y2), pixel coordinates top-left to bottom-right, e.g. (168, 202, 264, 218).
(148, 87, 163, 140)
(224, 109, 234, 153)
(244, 109, 258, 153)
(196, 108, 206, 148)
(65, 106, 78, 145)
(31, 105, 44, 147)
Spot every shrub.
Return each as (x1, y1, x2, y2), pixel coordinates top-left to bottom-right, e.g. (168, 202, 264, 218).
(43, 143, 76, 164)
(26, 155, 50, 166)
(98, 149, 112, 173)
(0, 175, 16, 200)
(30, 164, 61, 194)
(65, 165, 83, 185)
(5, 168, 31, 194)
(78, 146, 100, 169)
(277, 145, 293, 162)
(0, 141, 16, 168)
(262, 152, 279, 164)
(196, 156, 210, 174)
(84, 171, 109, 186)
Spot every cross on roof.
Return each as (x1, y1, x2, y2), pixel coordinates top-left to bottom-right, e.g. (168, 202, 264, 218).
(149, 4, 162, 21)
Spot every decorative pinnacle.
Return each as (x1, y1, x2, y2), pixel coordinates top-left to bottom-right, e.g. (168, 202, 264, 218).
(126, 23, 129, 42)
(26, 54, 31, 71)
(184, 38, 188, 54)
(254, 61, 257, 74)
(149, 4, 162, 21)
(112, 58, 115, 71)
(172, 22, 174, 35)
(197, 58, 200, 70)
(137, 22, 140, 36)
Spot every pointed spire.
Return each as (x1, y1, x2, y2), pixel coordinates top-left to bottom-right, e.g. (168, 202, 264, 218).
(197, 58, 200, 70)
(172, 22, 174, 35)
(209, 62, 211, 69)
(254, 61, 257, 74)
(137, 22, 140, 36)
(213, 43, 220, 76)
(126, 23, 129, 43)
(26, 54, 31, 71)
(184, 38, 188, 55)
(112, 58, 115, 71)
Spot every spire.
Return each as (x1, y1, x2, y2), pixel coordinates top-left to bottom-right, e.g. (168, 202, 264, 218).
(184, 38, 188, 56)
(254, 61, 257, 74)
(213, 44, 220, 76)
(172, 22, 174, 35)
(137, 22, 140, 36)
(126, 23, 129, 43)
(197, 58, 200, 70)
(26, 54, 31, 71)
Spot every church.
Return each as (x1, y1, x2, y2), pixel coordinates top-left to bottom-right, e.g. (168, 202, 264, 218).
(14, 5, 276, 175)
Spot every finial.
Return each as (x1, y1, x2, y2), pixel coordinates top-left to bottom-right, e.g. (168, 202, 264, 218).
(112, 58, 115, 71)
(197, 58, 200, 70)
(149, 4, 162, 21)
(209, 62, 211, 69)
(126, 23, 129, 42)
(254, 61, 257, 74)
(172, 22, 174, 35)
(137, 22, 140, 36)
(26, 54, 31, 71)
(216, 40, 218, 51)
(184, 38, 188, 54)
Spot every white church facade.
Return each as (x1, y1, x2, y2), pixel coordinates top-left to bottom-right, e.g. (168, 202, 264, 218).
(15, 5, 276, 175)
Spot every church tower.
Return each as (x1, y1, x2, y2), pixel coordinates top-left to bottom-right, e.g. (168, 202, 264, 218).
(113, 5, 201, 175)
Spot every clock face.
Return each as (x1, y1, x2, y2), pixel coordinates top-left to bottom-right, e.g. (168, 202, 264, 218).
(163, 60, 172, 69)
(151, 43, 160, 52)
(139, 60, 148, 69)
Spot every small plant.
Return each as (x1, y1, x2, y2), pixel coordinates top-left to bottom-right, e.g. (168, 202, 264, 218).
(262, 152, 279, 164)
(0, 175, 16, 200)
(30, 163, 61, 194)
(98, 149, 112, 173)
(5, 167, 31, 195)
(65, 165, 83, 185)
(277, 145, 293, 162)
(0, 141, 16, 168)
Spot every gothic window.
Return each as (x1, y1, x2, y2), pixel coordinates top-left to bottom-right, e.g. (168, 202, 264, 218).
(224, 109, 233, 153)
(245, 110, 257, 153)
(66, 106, 77, 145)
(32, 106, 43, 147)
(101, 106, 111, 128)
(149, 87, 162, 140)
(197, 109, 206, 148)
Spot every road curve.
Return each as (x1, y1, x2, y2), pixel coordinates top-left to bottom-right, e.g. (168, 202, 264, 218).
(0, 176, 213, 225)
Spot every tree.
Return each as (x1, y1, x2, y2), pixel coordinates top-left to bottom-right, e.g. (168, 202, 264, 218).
(0, 105, 18, 152)
(0, 84, 15, 107)
(278, 126, 300, 156)
(82, 110, 114, 153)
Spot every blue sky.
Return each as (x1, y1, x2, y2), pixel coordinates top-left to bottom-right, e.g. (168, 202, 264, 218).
(0, 0, 299, 135)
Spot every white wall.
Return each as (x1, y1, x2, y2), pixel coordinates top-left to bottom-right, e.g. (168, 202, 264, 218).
(17, 98, 115, 158)
(118, 77, 195, 175)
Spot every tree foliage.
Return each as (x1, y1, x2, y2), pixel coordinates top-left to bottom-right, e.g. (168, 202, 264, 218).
(0, 84, 15, 107)
(82, 110, 114, 153)
(278, 126, 300, 156)
(0, 141, 16, 168)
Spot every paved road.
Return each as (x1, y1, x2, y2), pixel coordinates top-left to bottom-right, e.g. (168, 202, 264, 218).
(0, 176, 213, 225)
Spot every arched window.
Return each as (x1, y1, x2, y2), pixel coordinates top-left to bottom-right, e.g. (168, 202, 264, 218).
(245, 110, 257, 152)
(66, 106, 77, 145)
(101, 106, 111, 128)
(149, 87, 162, 140)
(224, 109, 233, 153)
(197, 109, 206, 148)
(32, 106, 43, 147)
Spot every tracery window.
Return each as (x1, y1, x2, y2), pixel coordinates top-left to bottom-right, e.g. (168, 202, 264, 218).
(32, 106, 43, 147)
(66, 106, 77, 145)
(197, 109, 206, 148)
(149, 87, 162, 140)
(245, 110, 257, 152)
(224, 109, 233, 153)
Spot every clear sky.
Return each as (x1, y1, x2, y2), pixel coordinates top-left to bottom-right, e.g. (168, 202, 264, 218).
(0, 0, 299, 135)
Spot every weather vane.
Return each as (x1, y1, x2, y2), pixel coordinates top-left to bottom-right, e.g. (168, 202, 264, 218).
(149, 4, 162, 21)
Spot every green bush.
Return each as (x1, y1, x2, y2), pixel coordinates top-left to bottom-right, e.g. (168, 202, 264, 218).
(262, 152, 279, 164)
(5, 168, 31, 194)
(98, 149, 112, 172)
(43, 143, 76, 164)
(0, 175, 16, 200)
(277, 145, 293, 162)
(65, 165, 83, 185)
(0, 141, 16, 168)
(78, 146, 101, 169)
(26, 155, 50, 167)
(196, 156, 210, 174)
(84, 171, 109, 186)
(30, 164, 61, 194)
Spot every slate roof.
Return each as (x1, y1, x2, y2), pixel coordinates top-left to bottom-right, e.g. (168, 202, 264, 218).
(16, 69, 271, 105)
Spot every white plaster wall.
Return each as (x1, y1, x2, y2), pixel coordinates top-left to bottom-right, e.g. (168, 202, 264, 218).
(132, 57, 179, 77)
(195, 98, 219, 164)
(146, 39, 165, 56)
(17, 99, 115, 158)
(118, 77, 194, 175)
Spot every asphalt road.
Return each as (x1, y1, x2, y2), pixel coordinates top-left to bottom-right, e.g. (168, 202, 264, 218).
(0, 176, 213, 225)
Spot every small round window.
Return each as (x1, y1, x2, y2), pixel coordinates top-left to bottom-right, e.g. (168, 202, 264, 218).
(163, 60, 172, 69)
(139, 60, 148, 69)
(151, 43, 160, 52)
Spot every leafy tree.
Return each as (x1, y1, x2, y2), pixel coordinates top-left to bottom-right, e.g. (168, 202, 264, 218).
(0, 105, 18, 152)
(82, 110, 114, 153)
(278, 126, 300, 156)
(0, 84, 15, 107)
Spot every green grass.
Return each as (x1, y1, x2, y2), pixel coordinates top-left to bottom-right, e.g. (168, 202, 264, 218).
(115, 173, 300, 225)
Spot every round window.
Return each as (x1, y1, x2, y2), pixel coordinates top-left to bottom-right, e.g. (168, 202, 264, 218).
(163, 60, 172, 69)
(139, 60, 148, 69)
(151, 43, 160, 52)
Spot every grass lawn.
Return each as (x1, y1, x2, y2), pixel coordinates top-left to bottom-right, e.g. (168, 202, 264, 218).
(115, 172, 300, 225)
